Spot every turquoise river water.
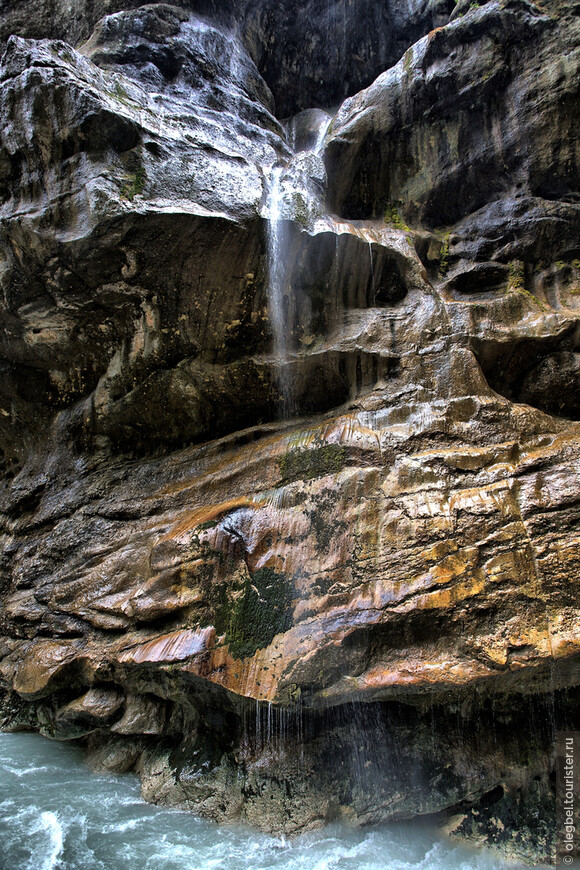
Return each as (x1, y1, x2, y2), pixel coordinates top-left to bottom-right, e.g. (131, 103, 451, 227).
(0, 731, 543, 870)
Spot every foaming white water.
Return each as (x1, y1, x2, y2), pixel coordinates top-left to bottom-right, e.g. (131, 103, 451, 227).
(4, 763, 50, 777)
(0, 732, 547, 870)
(38, 812, 64, 870)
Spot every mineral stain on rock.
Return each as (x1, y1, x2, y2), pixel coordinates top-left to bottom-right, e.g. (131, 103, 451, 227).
(0, 0, 579, 864)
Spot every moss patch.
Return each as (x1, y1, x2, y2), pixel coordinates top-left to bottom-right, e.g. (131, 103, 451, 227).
(385, 202, 410, 231)
(215, 567, 293, 659)
(506, 261, 549, 309)
(438, 231, 451, 277)
(197, 518, 219, 531)
(516, 288, 549, 311)
(278, 444, 346, 484)
(507, 260, 525, 291)
(291, 192, 309, 227)
(121, 166, 146, 201)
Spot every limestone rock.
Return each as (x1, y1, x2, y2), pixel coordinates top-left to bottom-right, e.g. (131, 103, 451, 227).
(111, 692, 166, 734)
(52, 686, 124, 738)
(0, 0, 579, 861)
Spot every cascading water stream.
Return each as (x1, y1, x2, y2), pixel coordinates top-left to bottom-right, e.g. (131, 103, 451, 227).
(312, 114, 332, 155)
(266, 165, 292, 417)
(265, 112, 333, 418)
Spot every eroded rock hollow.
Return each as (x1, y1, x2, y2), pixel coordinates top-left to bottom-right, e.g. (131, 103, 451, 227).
(1, 0, 579, 862)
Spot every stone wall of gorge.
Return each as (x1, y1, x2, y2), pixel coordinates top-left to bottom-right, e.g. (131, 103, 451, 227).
(0, 0, 579, 863)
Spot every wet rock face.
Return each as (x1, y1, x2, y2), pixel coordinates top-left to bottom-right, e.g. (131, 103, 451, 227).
(1, 0, 580, 862)
(246, 0, 456, 115)
(0, 0, 455, 115)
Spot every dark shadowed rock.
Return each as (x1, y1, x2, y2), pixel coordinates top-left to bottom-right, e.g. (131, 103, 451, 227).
(326, 0, 580, 227)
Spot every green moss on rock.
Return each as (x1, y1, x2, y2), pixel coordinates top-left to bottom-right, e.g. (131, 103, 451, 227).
(121, 166, 146, 201)
(438, 231, 451, 277)
(384, 202, 410, 231)
(507, 260, 525, 291)
(278, 444, 346, 484)
(197, 518, 219, 530)
(215, 567, 293, 659)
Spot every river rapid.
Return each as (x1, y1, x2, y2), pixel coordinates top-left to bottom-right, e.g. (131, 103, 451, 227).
(0, 732, 543, 870)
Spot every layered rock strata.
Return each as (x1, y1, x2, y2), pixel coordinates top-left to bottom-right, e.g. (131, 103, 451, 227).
(0, 0, 579, 863)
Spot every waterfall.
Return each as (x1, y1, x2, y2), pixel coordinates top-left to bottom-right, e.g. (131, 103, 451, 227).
(312, 115, 332, 155)
(265, 112, 332, 419)
(266, 164, 292, 417)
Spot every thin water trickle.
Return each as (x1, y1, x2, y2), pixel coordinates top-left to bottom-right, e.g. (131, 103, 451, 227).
(267, 700, 273, 743)
(311, 114, 332, 155)
(368, 241, 375, 306)
(256, 696, 262, 747)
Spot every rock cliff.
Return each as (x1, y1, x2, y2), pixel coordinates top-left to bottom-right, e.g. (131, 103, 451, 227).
(0, 0, 579, 862)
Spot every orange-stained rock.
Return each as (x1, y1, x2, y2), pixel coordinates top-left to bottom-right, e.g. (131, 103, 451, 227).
(7, 640, 91, 699)
(118, 627, 215, 665)
(3, 406, 580, 730)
